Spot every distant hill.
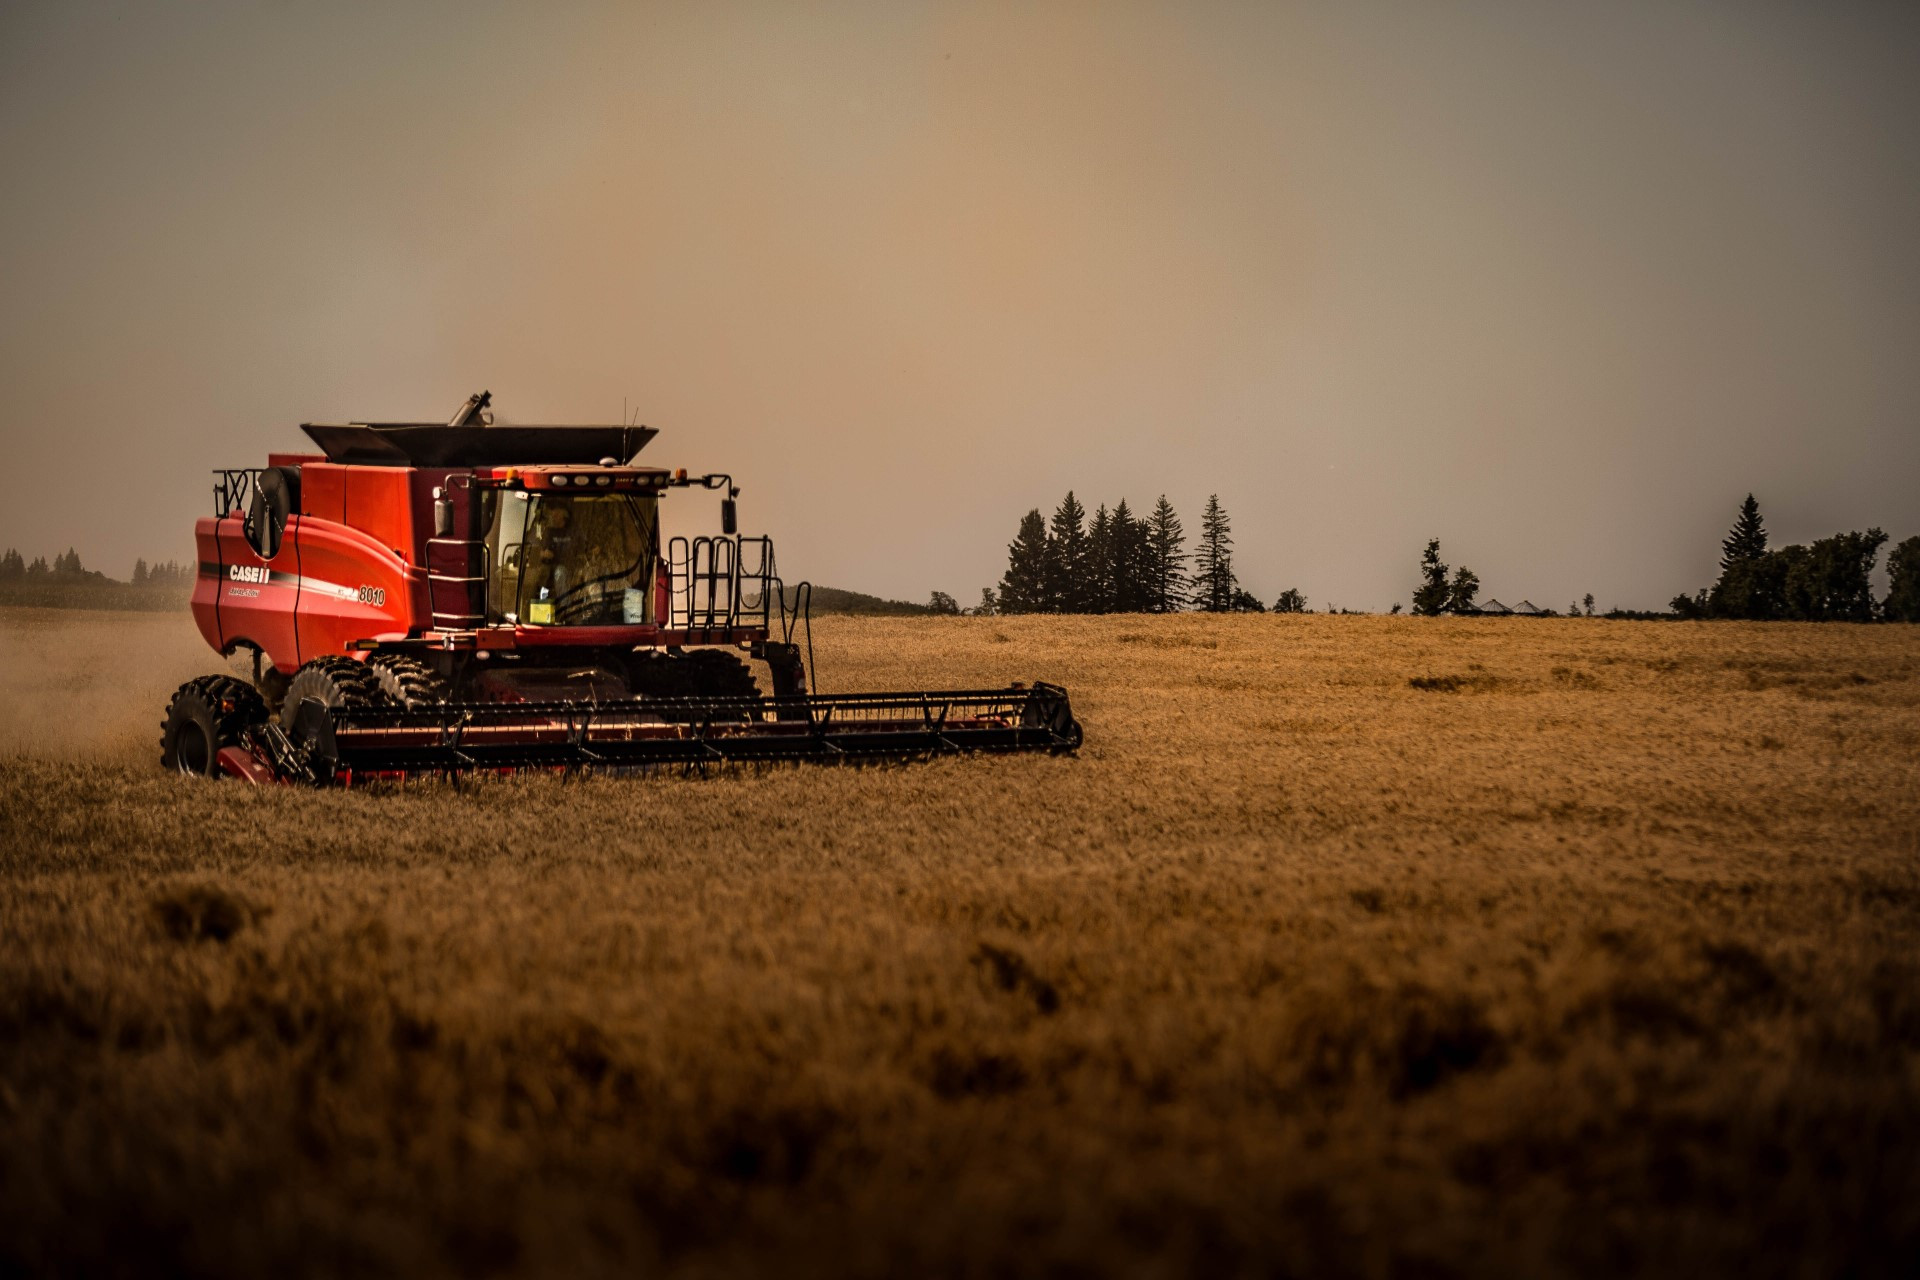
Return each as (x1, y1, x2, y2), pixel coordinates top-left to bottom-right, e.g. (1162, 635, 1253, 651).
(783, 585, 930, 616)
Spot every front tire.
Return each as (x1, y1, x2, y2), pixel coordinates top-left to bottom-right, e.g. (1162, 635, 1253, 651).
(161, 676, 266, 777)
(279, 656, 382, 728)
(368, 654, 451, 708)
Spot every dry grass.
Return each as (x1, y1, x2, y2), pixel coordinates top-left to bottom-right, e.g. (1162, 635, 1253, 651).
(3, 607, 1919, 1278)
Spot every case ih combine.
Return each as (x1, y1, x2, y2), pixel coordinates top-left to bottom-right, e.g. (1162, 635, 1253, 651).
(163, 393, 1080, 784)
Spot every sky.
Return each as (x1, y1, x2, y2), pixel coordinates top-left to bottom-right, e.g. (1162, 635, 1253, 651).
(2, 0, 1917, 611)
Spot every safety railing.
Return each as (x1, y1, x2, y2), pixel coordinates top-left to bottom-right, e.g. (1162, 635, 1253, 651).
(213, 469, 259, 518)
(666, 534, 779, 631)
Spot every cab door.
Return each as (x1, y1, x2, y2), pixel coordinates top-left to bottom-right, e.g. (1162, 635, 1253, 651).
(212, 469, 302, 673)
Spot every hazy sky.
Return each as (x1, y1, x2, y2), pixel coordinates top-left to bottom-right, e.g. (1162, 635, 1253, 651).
(3, 0, 1917, 610)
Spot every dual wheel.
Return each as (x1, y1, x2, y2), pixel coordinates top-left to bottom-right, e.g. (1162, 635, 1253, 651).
(162, 650, 760, 777)
(278, 654, 447, 724)
(159, 654, 448, 778)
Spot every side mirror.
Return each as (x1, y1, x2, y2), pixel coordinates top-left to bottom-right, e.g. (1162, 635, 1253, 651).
(434, 493, 453, 538)
(721, 498, 738, 536)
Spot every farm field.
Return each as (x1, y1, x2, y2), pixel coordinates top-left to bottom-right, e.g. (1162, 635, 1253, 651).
(3, 606, 1918, 1277)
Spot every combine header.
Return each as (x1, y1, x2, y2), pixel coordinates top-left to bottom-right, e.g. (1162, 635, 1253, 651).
(163, 392, 1080, 784)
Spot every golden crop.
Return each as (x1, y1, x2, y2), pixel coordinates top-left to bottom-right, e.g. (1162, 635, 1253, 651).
(2, 607, 1917, 1277)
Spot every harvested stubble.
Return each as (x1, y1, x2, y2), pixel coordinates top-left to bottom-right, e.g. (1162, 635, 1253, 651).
(2, 606, 1919, 1278)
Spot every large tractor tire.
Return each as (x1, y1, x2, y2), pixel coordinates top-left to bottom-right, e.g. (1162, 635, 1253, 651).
(279, 656, 382, 728)
(161, 675, 266, 777)
(626, 649, 762, 719)
(681, 649, 763, 700)
(368, 654, 451, 708)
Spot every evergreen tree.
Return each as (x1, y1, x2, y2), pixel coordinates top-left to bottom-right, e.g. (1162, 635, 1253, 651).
(1143, 496, 1186, 613)
(1709, 495, 1773, 618)
(1229, 587, 1266, 613)
(1445, 566, 1481, 614)
(1191, 495, 1237, 612)
(998, 509, 1050, 614)
(1273, 588, 1307, 613)
(1046, 491, 1090, 613)
(132, 557, 148, 585)
(1086, 504, 1114, 614)
(0, 549, 23, 581)
(1884, 536, 1920, 623)
(25, 556, 48, 579)
(975, 587, 999, 616)
(1583, 593, 1595, 617)
(1411, 540, 1451, 616)
(1107, 499, 1147, 613)
(1720, 494, 1768, 572)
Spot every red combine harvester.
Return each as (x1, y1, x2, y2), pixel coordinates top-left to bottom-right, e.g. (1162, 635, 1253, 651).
(163, 393, 1080, 784)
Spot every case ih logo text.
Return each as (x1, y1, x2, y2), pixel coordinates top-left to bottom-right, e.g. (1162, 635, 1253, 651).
(228, 564, 269, 584)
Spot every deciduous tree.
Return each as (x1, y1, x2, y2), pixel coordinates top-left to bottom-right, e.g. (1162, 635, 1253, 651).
(1445, 566, 1481, 615)
(1885, 536, 1920, 623)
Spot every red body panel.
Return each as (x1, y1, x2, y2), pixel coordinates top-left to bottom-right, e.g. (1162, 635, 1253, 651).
(215, 744, 276, 784)
(338, 465, 415, 562)
(301, 464, 345, 524)
(205, 514, 303, 672)
(190, 518, 226, 655)
(292, 516, 425, 662)
(188, 455, 769, 675)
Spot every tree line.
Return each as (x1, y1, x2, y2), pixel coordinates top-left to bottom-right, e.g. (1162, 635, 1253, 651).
(979, 493, 1307, 615)
(959, 490, 1918, 623)
(0, 548, 194, 590)
(1671, 496, 1919, 623)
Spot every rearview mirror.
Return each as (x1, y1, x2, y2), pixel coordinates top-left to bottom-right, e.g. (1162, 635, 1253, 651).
(721, 498, 737, 536)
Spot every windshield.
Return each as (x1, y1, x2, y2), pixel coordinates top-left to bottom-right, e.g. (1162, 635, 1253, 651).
(484, 490, 660, 626)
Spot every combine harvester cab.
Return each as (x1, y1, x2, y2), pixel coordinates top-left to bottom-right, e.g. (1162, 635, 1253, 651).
(162, 393, 1081, 784)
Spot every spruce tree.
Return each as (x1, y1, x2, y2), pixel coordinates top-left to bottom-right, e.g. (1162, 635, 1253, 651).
(1144, 496, 1186, 613)
(0, 549, 23, 581)
(998, 509, 1050, 614)
(1108, 499, 1146, 612)
(1191, 495, 1237, 612)
(1720, 494, 1768, 572)
(1046, 491, 1089, 613)
(1086, 504, 1114, 614)
(1411, 540, 1451, 615)
(132, 557, 148, 585)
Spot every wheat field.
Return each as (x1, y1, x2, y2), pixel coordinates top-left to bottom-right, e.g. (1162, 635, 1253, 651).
(2, 606, 1917, 1278)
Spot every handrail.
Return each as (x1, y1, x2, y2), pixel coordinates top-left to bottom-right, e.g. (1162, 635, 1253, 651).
(666, 534, 779, 631)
